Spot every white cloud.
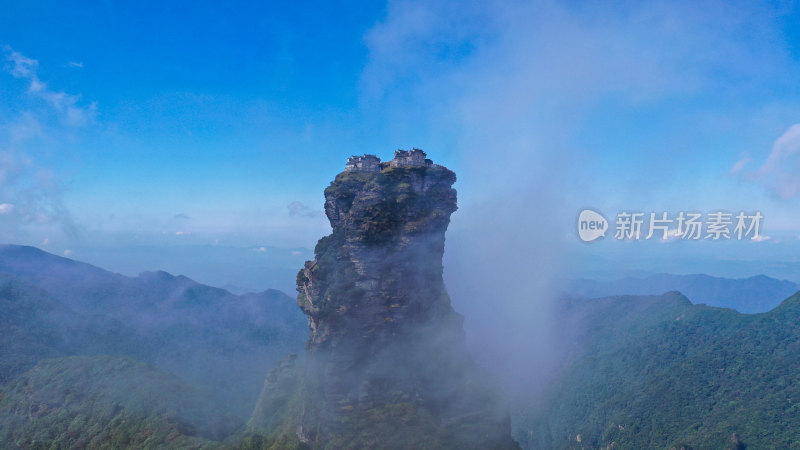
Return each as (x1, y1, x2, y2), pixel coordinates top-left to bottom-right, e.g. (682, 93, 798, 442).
(752, 124, 800, 199)
(362, 1, 783, 112)
(361, 0, 798, 395)
(751, 235, 772, 242)
(0, 49, 89, 241)
(5, 49, 38, 77)
(63, 249, 72, 256)
(3, 47, 96, 126)
(0, 146, 76, 240)
(0, 150, 76, 241)
(728, 157, 751, 176)
(288, 201, 323, 218)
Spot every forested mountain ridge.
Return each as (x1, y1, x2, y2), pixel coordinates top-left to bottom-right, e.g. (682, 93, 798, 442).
(517, 290, 800, 449)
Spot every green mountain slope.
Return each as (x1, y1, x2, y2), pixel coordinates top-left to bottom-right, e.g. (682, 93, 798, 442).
(0, 274, 70, 384)
(0, 355, 240, 449)
(0, 245, 308, 418)
(518, 291, 800, 449)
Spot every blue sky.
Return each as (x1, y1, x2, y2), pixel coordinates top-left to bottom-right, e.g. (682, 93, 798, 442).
(1, 0, 800, 290)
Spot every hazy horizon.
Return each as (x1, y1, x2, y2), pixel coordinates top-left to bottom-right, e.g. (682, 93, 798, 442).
(2, 2, 800, 292)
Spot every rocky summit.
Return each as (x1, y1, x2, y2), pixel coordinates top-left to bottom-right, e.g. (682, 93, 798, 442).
(248, 149, 518, 449)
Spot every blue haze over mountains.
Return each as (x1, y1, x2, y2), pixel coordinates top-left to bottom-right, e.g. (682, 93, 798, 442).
(3, 243, 800, 447)
(0, 244, 307, 419)
(568, 273, 800, 314)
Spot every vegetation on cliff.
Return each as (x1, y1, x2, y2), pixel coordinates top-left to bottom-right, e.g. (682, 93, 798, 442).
(517, 291, 800, 449)
(251, 151, 519, 449)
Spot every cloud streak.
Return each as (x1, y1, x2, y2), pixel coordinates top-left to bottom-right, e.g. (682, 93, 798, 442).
(3, 46, 96, 126)
(0, 47, 91, 241)
(755, 124, 800, 199)
(288, 201, 323, 218)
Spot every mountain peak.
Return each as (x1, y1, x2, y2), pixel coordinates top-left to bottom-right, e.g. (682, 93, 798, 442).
(250, 151, 517, 448)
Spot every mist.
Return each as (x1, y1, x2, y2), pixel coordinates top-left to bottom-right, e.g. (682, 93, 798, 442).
(3, 0, 800, 447)
(357, 0, 800, 407)
(0, 245, 307, 422)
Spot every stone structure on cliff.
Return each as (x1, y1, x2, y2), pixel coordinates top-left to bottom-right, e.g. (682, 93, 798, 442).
(344, 154, 381, 172)
(248, 149, 518, 449)
(344, 149, 435, 174)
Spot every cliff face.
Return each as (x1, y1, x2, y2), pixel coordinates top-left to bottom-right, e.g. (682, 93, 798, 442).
(298, 150, 458, 350)
(250, 150, 518, 449)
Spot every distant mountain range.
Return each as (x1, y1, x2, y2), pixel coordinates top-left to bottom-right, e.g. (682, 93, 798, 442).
(0, 244, 307, 421)
(568, 273, 800, 313)
(4, 244, 800, 448)
(67, 244, 313, 295)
